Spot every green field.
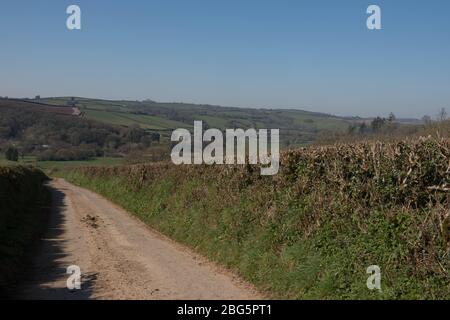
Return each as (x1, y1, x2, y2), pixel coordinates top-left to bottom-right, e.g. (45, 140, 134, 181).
(0, 155, 124, 171)
(84, 109, 191, 130)
(36, 97, 353, 146)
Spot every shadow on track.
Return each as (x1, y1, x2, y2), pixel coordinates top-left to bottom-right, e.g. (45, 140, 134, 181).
(16, 182, 97, 300)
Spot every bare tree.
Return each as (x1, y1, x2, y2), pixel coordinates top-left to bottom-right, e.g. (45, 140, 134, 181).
(388, 112, 396, 122)
(437, 108, 447, 121)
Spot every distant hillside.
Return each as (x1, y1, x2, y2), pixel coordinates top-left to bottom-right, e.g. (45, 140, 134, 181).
(34, 97, 353, 146)
(0, 99, 79, 116)
(0, 99, 162, 162)
(2, 97, 425, 148)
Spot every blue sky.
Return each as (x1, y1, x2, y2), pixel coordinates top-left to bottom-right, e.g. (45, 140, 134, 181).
(1, 0, 449, 118)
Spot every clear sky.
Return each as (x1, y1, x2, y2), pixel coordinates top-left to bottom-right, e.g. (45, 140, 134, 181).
(1, 0, 449, 118)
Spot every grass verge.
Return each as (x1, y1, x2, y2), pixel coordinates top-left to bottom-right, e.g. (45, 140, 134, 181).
(60, 137, 449, 299)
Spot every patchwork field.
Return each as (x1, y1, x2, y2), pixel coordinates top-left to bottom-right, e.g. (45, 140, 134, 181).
(36, 97, 354, 146)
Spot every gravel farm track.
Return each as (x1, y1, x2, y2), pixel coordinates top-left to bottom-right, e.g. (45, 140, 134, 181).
(19, 179, 261, 300)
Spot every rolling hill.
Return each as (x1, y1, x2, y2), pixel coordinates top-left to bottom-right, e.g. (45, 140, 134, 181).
(32, 96, 354, 146)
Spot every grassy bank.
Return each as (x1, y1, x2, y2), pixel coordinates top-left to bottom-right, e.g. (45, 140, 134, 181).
(0, 166, 49, 297)
(60, 137, 449, 299)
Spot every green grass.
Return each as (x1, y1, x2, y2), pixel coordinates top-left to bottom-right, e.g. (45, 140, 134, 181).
(0, 155, 124, 171)
(286, 110, 349, 131)
(83, 109, 145, 127)
(196, 115, 231, 128)
(117, 113, 192, 129)
(84, 109, 190, 130)
(37, 157, 124, 170)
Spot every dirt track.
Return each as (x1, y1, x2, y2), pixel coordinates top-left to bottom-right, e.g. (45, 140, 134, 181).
(20, 179, 261, 300)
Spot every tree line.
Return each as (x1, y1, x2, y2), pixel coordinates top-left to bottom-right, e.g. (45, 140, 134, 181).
(0, 105, 160, 161)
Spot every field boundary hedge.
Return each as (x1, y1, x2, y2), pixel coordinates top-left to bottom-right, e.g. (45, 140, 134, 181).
(62, 137, 449, 299)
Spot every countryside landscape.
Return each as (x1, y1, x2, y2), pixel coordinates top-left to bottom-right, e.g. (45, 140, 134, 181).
(0, 0, 449, 306)
(1, 96, 448, 300)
